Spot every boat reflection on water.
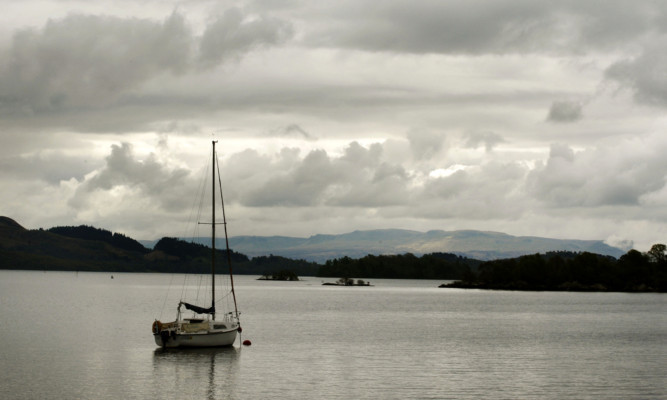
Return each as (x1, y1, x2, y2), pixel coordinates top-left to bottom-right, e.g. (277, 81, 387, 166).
(152, 347, 241, 399)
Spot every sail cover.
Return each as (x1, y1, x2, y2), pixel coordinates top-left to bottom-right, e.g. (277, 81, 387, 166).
(181, 302, 215, 314)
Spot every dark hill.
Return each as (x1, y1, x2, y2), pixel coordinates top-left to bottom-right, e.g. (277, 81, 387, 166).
(47, 225, 149, 253)
(0, 218, 148, 271)
(0, 216, 24, 230)
(0, 216, 319, 275)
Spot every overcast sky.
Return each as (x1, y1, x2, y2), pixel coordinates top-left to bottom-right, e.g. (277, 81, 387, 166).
(1, 0, 666, 251)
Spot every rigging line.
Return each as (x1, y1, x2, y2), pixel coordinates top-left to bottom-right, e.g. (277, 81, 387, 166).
(186, 153, 210, 240)
(215, 147, 240, 319)
(159, 158, 210, 319)
(179, 152, 211, 304)
(194, 273, 204, 306)
(158, 272, 177, 320)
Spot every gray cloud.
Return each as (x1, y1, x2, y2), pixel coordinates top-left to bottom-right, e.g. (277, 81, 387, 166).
(222, 132, 667, 224)
(606, 41, 667, 106)
(422, 169, 470, 200)
(0, 149, 101, 184)
(198, 8, 293, 67)
(329, 143, 410, 207)
(407, 128, 446, 160)
(227, 138, 530, 218)
(71, 142, 192, 211)
(464, 131, 505, 151)
(306, 1, 667, 54)
(233, 141, 409, 208)
(0, 13, 191, 113)
(240, 148, 336, 207)
(528, 141, 667, 207)
(0, 9, 293, 117)
(272, 124, 316, 140)
(418, 161, 529, 219)
(547, 100, 583, 123)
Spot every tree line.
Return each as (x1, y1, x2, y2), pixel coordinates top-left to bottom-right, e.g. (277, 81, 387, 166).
(318, 252, 480, 280)
(443, 245, 667, 292)
(146, 238, 320, 276)
(7, 222, 666, 291)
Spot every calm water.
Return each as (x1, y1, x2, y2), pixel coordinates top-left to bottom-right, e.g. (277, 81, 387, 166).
(0, 270, 665, 399)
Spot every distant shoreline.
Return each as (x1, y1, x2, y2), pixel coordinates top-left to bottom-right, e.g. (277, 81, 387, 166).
(440, 280, 664, 293)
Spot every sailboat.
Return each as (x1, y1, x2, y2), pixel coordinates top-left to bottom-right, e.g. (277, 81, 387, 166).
(152, 140, 241, 348)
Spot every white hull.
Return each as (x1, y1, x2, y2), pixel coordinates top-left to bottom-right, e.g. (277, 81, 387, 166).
(154, 328, 238, 348)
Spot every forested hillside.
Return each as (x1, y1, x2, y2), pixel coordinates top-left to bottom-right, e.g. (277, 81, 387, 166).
(442, 249, 667, 292)
(48, 225, 149, 253)
(0, 217, 319, 276)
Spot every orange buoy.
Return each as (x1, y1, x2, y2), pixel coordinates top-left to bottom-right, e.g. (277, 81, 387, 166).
(242, 339, 252, 346)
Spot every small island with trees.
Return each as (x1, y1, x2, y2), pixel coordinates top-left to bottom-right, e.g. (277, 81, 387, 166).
(258, 270, 300, 281)
(322, 277, 372, 286)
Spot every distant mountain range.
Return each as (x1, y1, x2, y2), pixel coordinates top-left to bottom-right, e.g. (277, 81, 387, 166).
(1, 212, 626, 272)
(140, 229, 626, 262)
(3, 215, 660, 292)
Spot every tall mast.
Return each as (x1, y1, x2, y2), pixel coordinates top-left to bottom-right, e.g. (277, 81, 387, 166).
(211, 140, 217, 320)
(212, 140, 240, 323)
(212, 141, 240, 320)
